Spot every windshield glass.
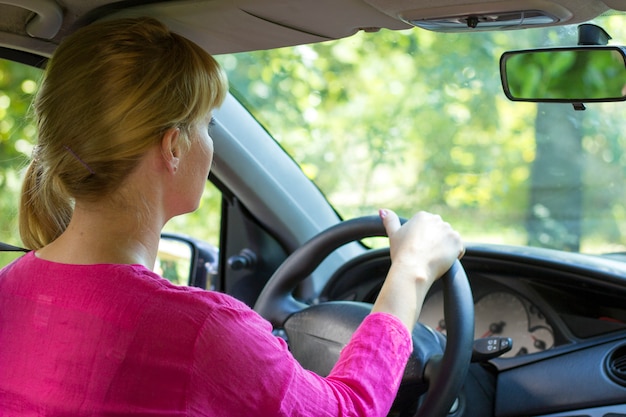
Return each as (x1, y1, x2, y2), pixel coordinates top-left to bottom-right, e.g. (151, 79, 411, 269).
(218, 14, 626, 255)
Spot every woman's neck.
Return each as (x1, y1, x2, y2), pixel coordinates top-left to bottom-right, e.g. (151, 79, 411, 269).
(36, 199, 165, 269)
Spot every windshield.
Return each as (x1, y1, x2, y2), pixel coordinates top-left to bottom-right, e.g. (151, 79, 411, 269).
(218, 14, 626, 255)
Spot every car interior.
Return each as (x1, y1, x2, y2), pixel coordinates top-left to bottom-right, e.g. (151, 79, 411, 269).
(1, 1, 626, 416)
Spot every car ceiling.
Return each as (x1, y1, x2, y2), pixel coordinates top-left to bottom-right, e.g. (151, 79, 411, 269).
(1, 0, 626, 59)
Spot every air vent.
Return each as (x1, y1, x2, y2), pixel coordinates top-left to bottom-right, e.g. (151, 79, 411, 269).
(606, 345, 626, 387)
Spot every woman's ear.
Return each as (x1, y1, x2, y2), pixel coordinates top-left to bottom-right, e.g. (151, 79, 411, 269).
(161, 127, 181, 174)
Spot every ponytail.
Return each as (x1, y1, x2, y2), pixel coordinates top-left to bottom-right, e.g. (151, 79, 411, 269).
(19, 157, 73, 249)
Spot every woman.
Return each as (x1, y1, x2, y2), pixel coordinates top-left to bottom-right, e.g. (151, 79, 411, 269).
(0, 17, 464, 416)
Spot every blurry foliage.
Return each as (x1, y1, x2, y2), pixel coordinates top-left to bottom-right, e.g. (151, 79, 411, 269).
(0, 60, 39, 265)
(1, 16, 626, 266)
(219, 20, 626, 253)
(219, 29, 535, 244)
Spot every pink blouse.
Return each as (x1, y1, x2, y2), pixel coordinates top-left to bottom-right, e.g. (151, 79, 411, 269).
(0, 251, 412, 416)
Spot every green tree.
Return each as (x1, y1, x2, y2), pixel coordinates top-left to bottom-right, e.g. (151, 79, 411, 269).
(219, 29, 533, 239)
(220, 22, 626, 252)
(0, 59, 40, 264)
(2, 18, 626, 261)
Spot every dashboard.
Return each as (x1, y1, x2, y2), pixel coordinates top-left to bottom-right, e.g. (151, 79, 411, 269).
(418, 286, 554, 358)
(316, 243, 626, 417)
(319, 244, 626, 361)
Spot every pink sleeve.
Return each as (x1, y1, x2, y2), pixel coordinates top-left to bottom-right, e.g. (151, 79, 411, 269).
(325, 313, 413, 414)
(188, 297, 412, 417)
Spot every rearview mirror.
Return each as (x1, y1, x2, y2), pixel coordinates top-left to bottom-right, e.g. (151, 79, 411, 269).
(500, 46, 626, 103)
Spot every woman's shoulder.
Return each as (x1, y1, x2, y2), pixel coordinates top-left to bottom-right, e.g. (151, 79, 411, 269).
(131, 264, 256, 317)
(1, 251, 249, 315)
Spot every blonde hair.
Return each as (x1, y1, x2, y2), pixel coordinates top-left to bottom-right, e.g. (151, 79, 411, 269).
(19, 17, 228, 250)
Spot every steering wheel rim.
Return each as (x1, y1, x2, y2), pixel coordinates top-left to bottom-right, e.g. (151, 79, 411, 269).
(254, 215, 474, 417)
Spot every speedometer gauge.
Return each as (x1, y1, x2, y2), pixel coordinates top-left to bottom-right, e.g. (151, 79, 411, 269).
(419, 289, 555, 358)
(419, 291, 446, 333)
(475, 292, 554, 357)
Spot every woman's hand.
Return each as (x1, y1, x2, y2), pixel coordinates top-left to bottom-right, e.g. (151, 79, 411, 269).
(372, 209, 464, 331)
(382, 209, 464, 286)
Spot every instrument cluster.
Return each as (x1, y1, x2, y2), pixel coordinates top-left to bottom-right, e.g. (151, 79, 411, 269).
(419, 284, 555, 357)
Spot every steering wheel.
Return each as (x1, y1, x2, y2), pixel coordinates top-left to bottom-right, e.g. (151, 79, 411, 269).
(254, 215, 474, 417)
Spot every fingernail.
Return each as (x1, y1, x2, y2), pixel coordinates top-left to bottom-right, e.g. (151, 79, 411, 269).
(379, 209, 387, 220)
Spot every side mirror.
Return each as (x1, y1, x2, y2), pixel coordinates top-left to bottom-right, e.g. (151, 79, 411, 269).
(500, 46, 626, 103)
(157, 233, 219, 289)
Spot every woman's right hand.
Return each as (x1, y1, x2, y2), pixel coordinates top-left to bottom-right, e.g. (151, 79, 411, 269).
(371, 209, 464, 331)
(382, 209, 464, 287)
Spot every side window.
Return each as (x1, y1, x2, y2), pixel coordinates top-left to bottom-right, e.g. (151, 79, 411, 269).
(0, 58, 41, 267)
(0, 58, 223, 281)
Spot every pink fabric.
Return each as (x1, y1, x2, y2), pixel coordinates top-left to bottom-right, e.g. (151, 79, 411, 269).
(0, 252, 412, 416)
